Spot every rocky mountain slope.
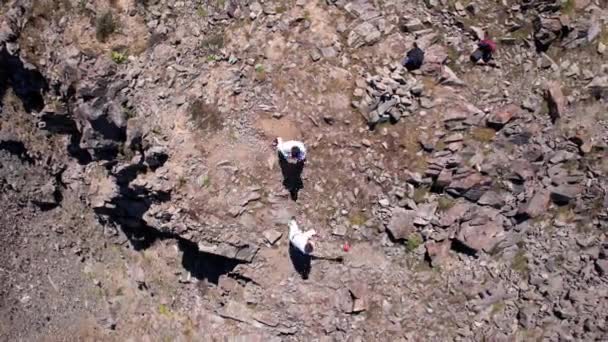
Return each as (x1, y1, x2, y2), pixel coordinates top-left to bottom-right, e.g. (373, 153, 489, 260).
(1, 0, 607, 340)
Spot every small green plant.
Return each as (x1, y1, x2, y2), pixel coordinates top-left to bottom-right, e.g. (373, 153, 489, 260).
(158, 304, 170, 316)
(96, 10, 117, 42)
(177, 176, 187, 189)
(123, 107, 136, 119)
(406, 233, 423, 252)
(197, 6, 208, 17)
(511, 249, 529, 276)
(303, 10, 310, 21)
(490, 302, 505, 316)
(437, 196, 456, 212)
(197, 174, 211, 188)
(206, 54, 218, 62)
(111, 50, 127, 64)
(469, 127, 496, 143)
(78, 0, 87, 12)
(200, 33, 224, 53)
(189, 99, 223, 131)
(276, 3, 287, 13)
(412, 186, 430, 203)
(349, 212, 367, 226)
(254, 64, 266, 82)
(561, 0, 575, 15)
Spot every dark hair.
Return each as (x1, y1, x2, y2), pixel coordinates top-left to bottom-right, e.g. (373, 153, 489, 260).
(304, 243, 313, 254)
(291, 146, 301, 159)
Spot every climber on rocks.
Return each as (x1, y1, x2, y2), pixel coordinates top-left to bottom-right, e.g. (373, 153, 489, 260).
(274, 137, 307, 201)
(288, 218, 316, 255)
(470, 34, 497, 64)
(402, 42, 425, 71)
(288, 217, 316, 279)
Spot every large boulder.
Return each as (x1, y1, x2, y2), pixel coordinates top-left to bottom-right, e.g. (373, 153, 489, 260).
(550, 185, 582, 205)
(544, 81, 566, 122)
(518, 189, 551, 219)
(457, 212, 506, 253)
(446, 172, 491, 198)
(386, 208, 417, 240)
(487, 104, 520, 129)
(347, 22, 382, 48)
(533, 15, 568, 51)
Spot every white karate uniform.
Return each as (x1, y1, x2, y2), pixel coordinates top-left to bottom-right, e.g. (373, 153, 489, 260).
(288, 219, 316, 255)
(277, 138, 307, 162)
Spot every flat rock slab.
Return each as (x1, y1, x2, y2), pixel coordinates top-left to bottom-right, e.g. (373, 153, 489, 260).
(518, 189, 550, 218)
(387, 208, 417, 240)
(198, 241, 259, 263)
(263, 229, 282, 245)
(457, 216, 506, 253)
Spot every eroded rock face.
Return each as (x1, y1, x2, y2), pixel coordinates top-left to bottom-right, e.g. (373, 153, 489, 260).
(545, 81, 566, 121)
(2, 0, 608, 340)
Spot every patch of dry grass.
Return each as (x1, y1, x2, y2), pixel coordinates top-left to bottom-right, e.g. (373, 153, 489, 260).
(469, 127, 496, 143)
(511, 249, 529, 276)
(96, 10, 118, 42)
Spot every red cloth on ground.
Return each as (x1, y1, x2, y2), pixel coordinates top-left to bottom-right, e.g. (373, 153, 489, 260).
(479, 39, 497, 53)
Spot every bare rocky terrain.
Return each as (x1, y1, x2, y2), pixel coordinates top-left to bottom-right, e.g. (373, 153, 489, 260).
(1, 0, 607, 340)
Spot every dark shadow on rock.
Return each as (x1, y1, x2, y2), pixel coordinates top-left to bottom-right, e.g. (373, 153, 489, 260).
(40, 112, 93, 164)
(289, 244, 311, 280)
(278, 153, 304, 201)
(0, 140, 34, 164)
(0, 48, 48, 113)
(178, 239, 242, 285)
(94, 158, 171, 251)
(450, 239, 478, 257)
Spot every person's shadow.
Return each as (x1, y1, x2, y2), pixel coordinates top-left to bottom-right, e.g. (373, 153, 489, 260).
(288, 244, 311, 280)
(278, 153, 304, 201)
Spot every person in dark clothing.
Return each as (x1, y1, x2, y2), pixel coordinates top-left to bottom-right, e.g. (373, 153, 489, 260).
(470, 38, 497, 63)
(402, 42, 425, 71)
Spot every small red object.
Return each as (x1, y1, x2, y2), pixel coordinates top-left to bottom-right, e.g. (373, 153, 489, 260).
(343, 242, 350, 252)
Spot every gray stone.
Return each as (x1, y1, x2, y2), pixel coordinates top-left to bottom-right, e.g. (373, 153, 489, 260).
(377, 98, 397, 115)
(320, 46, 337, 58)
(438, 201, 470, 227)
(518, 189, 550, 218)
(439, 66, 464, 86)
(487, 104, 520, 128)
(32, 181, 59, 208)
(332, 225, 347, 236)
(401, 17, 424, 32)
(387, 208, 416, 240)
(414, 203, 437, 225)
(435, 168, 453, 189)
(263, 229, 282, 245)
(596, 260, 608, 276)
(249, 2, 263, 19)
(219, 300, 252, 323)
(550, 185, 582, 205)
(457, 217, 505, 253)
(144, 146, 168, 170)
(348, 22, 381, 48)
(310, 48, 321, 62)
(478, 191, 506, 209)
(544, 81, 565, 121)
(587, 21, 601, 42)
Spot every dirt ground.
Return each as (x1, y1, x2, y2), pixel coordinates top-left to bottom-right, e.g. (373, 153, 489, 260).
(2, 0, 608, 340)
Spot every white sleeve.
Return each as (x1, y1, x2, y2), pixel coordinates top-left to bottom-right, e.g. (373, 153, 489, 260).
(288, 219, 300, 241)
(277, 141, 291, 158)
